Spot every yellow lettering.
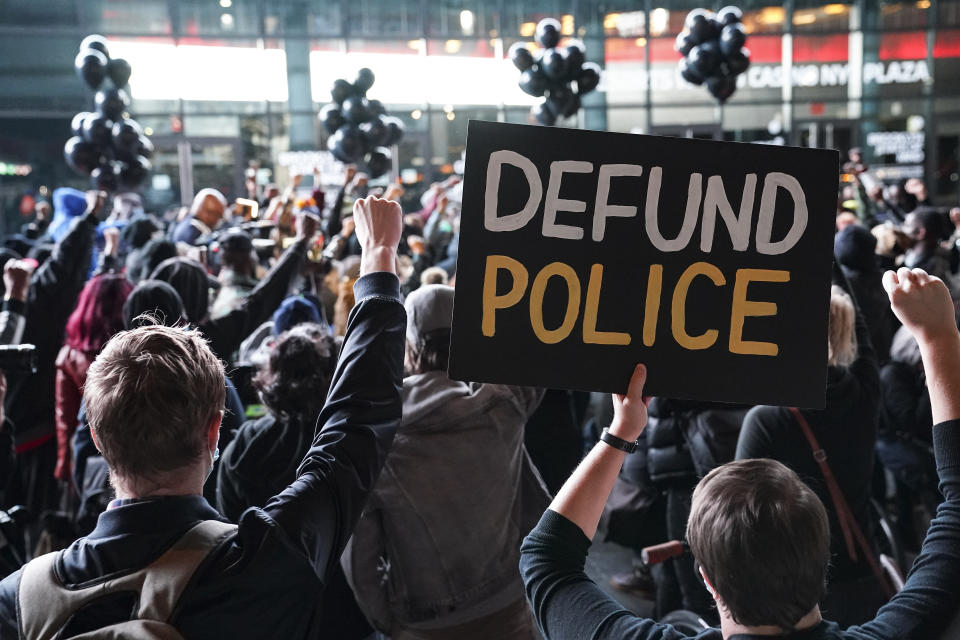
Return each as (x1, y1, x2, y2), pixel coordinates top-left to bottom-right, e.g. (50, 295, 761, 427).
(481, 255, 529, 337)
(730, 269, 790, 356)
(583, 264, 631, 345)
(530, 262, 580, 344)
(671, 262, 726, 350)
(643, 265, 663, 347)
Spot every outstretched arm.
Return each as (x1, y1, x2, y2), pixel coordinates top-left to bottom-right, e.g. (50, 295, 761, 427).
(520, 366, 682, 640)
(856, 268, 960, 639)
(258, 197, 404, 583)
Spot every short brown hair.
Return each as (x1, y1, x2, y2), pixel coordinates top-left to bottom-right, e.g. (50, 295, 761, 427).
(686, 459, 830, 631)
(84, 324, 226, 482)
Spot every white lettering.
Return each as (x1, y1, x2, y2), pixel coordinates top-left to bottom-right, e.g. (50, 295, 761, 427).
(542, 160, 593, 240)
(484, 150, 543, 232)
(593, 164, 643, 242)
(756, 172, 809, 256)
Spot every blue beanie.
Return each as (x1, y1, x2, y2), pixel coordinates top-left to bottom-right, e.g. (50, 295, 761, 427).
(49, 188, 88, 242)
(273, 296, 322, 336)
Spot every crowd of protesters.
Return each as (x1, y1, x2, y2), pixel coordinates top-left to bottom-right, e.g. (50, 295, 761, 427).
(0, 152, 955, 640)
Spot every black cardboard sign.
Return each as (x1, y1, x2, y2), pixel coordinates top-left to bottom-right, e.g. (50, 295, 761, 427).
(449, 121, 839, 408)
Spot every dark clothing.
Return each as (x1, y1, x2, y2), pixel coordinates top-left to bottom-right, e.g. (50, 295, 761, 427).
(520, 420, 960, 640)
(0, 272, 406, 638)
(200, 238, 307, 361)
(5, 212, 97, 452)
(842, 266, 897, 367)
(880, 361, 932, 442)
(737, 281, 880, 591)
(171, 216, 211, 245)
(524, 390, 589, 495)
(53, 345, 94, 481)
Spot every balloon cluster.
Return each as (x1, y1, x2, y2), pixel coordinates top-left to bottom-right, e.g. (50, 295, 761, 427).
(319, 68, 404, 179)
(510, 18, 601, 126)
(675, 7, 751, 104)
(65, 35, 152, 191)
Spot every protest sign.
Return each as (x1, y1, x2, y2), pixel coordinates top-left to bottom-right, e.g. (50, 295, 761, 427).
(449, 121, 839, 408)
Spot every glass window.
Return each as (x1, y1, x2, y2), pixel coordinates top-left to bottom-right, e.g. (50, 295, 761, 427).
(0, 0, 79, 27)
(100, 0, 172, 34)
(502, 1, 576, 38)
(938, 0, 960, 27)
(791, 3, 854, 33)
(427, 1, 499, 37)
(177, 0, 261, 36)
(345, 0, 423, 37)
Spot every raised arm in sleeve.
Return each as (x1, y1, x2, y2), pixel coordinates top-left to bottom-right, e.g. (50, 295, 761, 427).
(260, 272, 405, 581)
(0, 300, 26, 346)
(204, 238, 307, 359)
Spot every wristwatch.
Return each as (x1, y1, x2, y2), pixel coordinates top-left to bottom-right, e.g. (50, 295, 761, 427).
(601, 427, 639, 454)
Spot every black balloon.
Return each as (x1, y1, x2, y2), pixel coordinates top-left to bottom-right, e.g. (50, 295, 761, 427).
(560, 92, 581, 118)
(79, 34, 110, 57)
(576, 62, 601, 95)
(707, 75, 737, 102)
(564, 40, 586, 78)
(120, 155, 151, 188)
(382, 116, 405, 147)
(367, 99, 386, 117)
(91, 163, 119, 191)
(508, 42, 535, 72)
(366, 147, 392, 178)
(64, 136, 100, 174)
(686, 10, 720, 44)
(82, 114, 114, 147)
(328, 125, 365, 163)
(679, 57, 705, 85)
(137, 135, 155, 160)
(688, 41, 721, 77)
(319, 104, 346, 135)
(112, 118, 142, 148)
(675, 32, 696, 56)
(341, 96, 370, 124)
(546, 84, 574, 116)
(95, 88, 129, 120)
(518, 68, 549, 97)
(331, 79, 353, 104)
(532, 101, 556, 126)
(725, 47, 751, 75)
(535, 18, 561, 48)
(541, 49, 568, 80)
(360, 116, 389, 147)
(75, 49, 108, 90)
(71, 112, 92, 137)
(108, 58, 132, 87)
(717, 6, 744, 26)
(720, 24, 747, 56)
(355, 68, 375, 94)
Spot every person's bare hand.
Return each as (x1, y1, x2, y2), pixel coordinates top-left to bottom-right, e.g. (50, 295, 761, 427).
(3, 259, 33, 302)
(904, 178, 926, 197)
(352, 173, 369, 191)
(403, 214, 424, 231)
(384, 183, 405, 202)
(340, 217, 356, 238)
(353, 197, 402, 275)
(436, 194, 449, 214)
(344, 165, 358, 186)
(883, 268, 956, 344)
(85, 190, 107, 218)
(950, 207, 960, 231)
(610, 364, 649, 442)
(103, 227, 120, 256)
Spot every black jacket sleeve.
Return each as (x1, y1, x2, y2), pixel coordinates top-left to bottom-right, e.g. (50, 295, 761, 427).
(259, 272, 405, 581)
(324, 186, 348, 239)
(203, 238, 307, 360)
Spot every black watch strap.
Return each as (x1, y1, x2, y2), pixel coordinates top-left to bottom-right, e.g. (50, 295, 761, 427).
(601, 428, 639, 454)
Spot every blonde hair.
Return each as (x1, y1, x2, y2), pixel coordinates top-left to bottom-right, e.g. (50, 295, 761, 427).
(827, 286, 857, 367)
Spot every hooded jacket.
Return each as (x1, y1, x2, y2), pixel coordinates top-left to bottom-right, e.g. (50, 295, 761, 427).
(343, 373, 548, 633)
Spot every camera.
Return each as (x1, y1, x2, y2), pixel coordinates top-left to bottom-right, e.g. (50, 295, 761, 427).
(0, 345, 37, 375)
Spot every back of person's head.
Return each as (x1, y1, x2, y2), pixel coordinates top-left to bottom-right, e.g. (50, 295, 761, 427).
(121, 214, 160, 251)
(687, 458, 831, 631)
(190, 188, 227, 227)
(129, 238, 177, 284)
(150, 257, 210, 324)
(828, 285, 857, 367)
(419, 266, 449, 286)
(123, 280, 187, 329)
(4, 235, 34, 259)
(85, 323, 225, 485)
(272, 295, 322, 336)
(65, 273, 134, 354)
(218, 229, 255, 273)
(404, 284, 454, 375)
(905, 207, 947, 246)
(254, 323, 334, 420)
(834, 225, 877, 273)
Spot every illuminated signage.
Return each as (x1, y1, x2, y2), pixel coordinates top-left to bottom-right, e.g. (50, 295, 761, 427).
(0, 163, 32, 176)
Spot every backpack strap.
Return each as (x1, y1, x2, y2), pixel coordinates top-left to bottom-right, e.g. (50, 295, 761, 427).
(789, 408, 895, 599)
(18, 520, 236, 640)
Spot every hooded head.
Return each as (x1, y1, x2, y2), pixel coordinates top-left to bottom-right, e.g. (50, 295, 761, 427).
(123, 279, 188, 329)
(128, 238, 177, 284)
(404, 284, 455, 375)
(273, 296, 323, 336)
(834, 224, 877, 273)
(49, 188, 88, 241)
(150, 257, 211, 325)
